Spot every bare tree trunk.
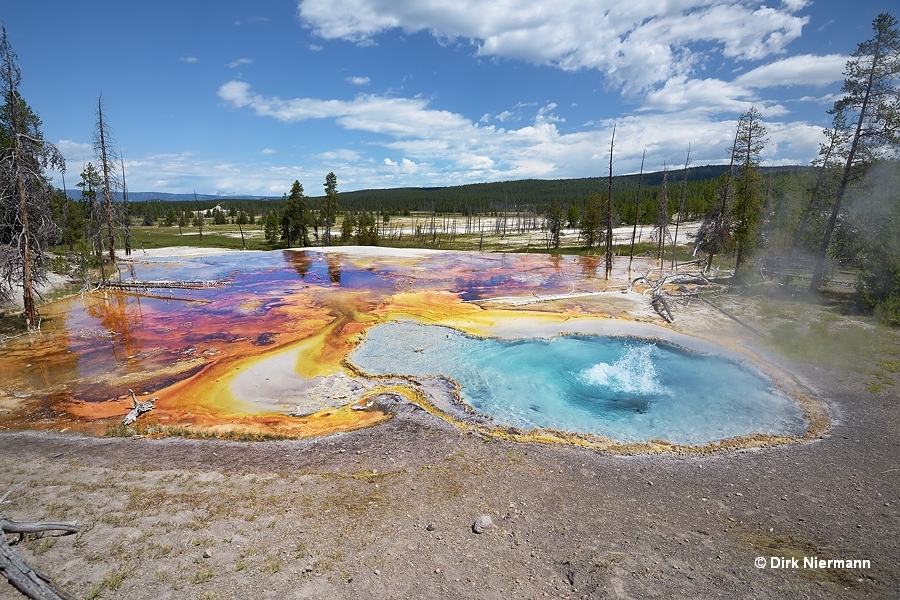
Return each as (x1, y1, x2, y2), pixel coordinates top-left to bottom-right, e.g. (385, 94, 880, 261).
(5, 51, 36, 329)
(121, 158, 131, 257)
(628, 150, 646, 272)
(97, 96, 116, 263)
(655, 167, 669, 269)
(707, 127, 740, 273)
(604, 124, 616, 278)
(15, 151, 35, 329)
(672, 145, 690, 269)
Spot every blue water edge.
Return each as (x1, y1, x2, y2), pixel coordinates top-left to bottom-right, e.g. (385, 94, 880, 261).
(348, 321, 808, 445)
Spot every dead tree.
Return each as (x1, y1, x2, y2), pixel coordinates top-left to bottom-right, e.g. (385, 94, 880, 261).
(95, 94, 118, 264)
(628, 150, 646, 272)
(671, 145, 690, 269)
(649, 166, 672, 269)
(604, 123, 616, 278)
(120, 158, 131, 256)
(0, 486, 81, 600)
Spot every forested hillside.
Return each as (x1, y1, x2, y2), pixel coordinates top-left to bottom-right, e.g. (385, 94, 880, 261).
(128, 165, 809, 225)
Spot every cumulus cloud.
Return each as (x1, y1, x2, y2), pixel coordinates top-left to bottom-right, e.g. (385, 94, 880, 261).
(383, 157, 420, 173)
(346, 75, 371, 85)
(217, 79, 823, 188)
(179, 55, 198, 63)
(218, 80, 471, 138)
(297, 0, 809, 94)
(638, 53, 847, 114)
(228, 58, 253, 68)
(734, 53, 847, 88)
(640, 77, 758, 114)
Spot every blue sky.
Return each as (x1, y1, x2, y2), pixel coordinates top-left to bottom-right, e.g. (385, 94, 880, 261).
(2, 0, 893, 195)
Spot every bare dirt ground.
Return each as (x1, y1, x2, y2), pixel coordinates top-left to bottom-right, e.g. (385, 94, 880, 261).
(1, 247, 898, 599)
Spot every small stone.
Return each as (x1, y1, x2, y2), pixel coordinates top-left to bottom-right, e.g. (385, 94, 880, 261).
(426, 523, 435, 531)
(473, 515, 494, 534)
(202, 549, 212, 558)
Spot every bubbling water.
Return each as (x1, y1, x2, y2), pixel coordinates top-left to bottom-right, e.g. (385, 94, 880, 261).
(349, 321, 808, 445)
(579, 345, 668, 397)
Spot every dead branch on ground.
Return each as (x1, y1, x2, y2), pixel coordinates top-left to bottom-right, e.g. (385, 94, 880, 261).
(0, 486, 81, 600)
(632, 266, 712, 324)
(122, 389, 157, 425)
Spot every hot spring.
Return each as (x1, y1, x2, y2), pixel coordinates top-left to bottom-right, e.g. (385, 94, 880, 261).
(0, 248, 819, 448)
(348, 320, 808, 446)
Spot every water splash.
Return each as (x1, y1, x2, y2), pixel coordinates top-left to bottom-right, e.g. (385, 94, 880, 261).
(579, 344, 669, 396)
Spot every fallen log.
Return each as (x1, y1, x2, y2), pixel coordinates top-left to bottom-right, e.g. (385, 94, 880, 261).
(1, 488, 81, 600)
(104, 279, 226, 291)
(123, 390, 157, 425)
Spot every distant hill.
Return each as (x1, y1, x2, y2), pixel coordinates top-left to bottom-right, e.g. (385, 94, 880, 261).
(63, 191, 277, 202)
(309, 164, 810, 214)
(68, 164, 808, 205)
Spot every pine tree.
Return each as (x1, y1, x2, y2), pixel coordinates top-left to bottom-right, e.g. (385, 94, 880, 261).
(322, 172, 339, 246)
(280, 180, 309, 247)
(810, 13, 900, 291)
(730, 107, 767, 280)
(579, 193, 603, 248)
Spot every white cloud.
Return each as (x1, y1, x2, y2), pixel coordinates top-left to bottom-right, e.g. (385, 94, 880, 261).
(56, 139, 94, 165)
(217, 79, 824, 189)
(228, 58, 253, 68)
(261, 148, 277, 154)
(218, 80, 471, 138)
(781, 0, 809, 11)
(346, 75, 371, 85)
(384, 157, 420, 173)
(734, 54, 846, 88)
(640, 76, 758, 114)
(319, 149, 363, 162)
(179, 55, 198, 63)
(298, 0, 808, 94)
